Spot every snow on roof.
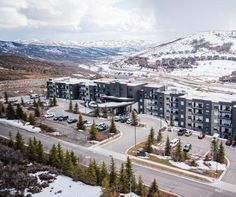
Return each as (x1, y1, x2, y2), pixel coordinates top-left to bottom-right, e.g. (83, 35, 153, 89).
(94, 78, 146, 86)
(49, 77, 95, 85)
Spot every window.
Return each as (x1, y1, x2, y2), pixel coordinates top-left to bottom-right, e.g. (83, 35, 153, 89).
(214, 119, 218, 123)
(181, 101, 184, 106)
(180, 122, 184, 126)
(205, 118, 209, 123)
(181, 114, 184, 118)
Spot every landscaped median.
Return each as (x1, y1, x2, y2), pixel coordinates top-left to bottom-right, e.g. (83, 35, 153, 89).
(127, 141, 227, 183)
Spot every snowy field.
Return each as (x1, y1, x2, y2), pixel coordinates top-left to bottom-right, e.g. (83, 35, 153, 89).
(171, 60, 236, 82)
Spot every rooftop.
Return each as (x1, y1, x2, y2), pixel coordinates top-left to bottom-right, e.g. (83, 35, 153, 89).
(48, 77, 95, 85)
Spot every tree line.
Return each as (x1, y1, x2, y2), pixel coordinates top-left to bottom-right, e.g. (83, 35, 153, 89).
(5, 131, 161, 197)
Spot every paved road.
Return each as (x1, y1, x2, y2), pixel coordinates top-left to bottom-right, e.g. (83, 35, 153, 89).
(0, 122, 236, 197)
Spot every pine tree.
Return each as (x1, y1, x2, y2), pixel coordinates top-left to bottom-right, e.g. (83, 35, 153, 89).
(48, 144, 60, 168)
(109, 117, 117, 133)
(156, 130, 162, 144)
(8, 131, 15, 148)
(21, 97, 25, 106)
(57, 143, 64, 168)
(149, 127, 155, 144)
(33, 99, 38, 108)
(131, 110, 138, 126)
(70, 151, 77, 166)
(86, 160, 97, 185)
(144, 135, 153, 153)
(36, 140, 44, 162)
(148, 179, 160, 197)
(119, 163, 129, 193)
(34, 105, 40, 117)
(28, 113, 35, 125)
(211, 139, 218, 161)
(22, 112, 28, 121)
(49, 98, 54, 107)
(95, 105, 100, 117)
(27, 138, 37, 160)
(74, 102, 79, 113)
(6, 103, 15, 120)
(16, 104, 23, 119)
(101, 176, 116, 197)
(63, 150, 74, 176)
(100, 162, 109, 185)
(165, 136, 171, 156)
(15, 131, 25, 152)
(170, 113, 174, 127)
(90, 121, 97, 140)
(4, 92, 8, 103)
(102, 106, 108, 118)
(126, 157, 136, 191)
(217, 141, 225, 164)
(109, 157, 117, 189)
(174, 139, 183, 162)
(92, 159, 100, 185)
(136, 176, 147, 197)
(53, 95, 57, 106)
(77, 114, 85, 130)
(69, 100, 73, 112)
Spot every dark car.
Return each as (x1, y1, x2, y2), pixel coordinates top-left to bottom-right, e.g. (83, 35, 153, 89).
(120, 117, 128, 123)
(67, 118, 77, 124)
(53, 116, 60, 121)
(136, 151, 149, 157)
(183, 143, 192, 152)
(226, 138, 232, 146)
(58, 115, 69, 121)
(178, 128, 186, 136)
(198, 132, 205, 139)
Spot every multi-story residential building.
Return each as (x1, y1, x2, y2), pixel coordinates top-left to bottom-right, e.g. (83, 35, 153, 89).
(47, 77, 236, 138)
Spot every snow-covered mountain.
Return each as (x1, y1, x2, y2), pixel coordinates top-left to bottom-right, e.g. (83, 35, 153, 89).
(114, 31, 236, 69)
(0, 40, 154, 64)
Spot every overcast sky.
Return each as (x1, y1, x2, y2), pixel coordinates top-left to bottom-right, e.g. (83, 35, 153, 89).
(0, 0, 235, 42)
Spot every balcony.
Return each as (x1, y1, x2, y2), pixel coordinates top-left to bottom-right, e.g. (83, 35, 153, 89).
(219, 114, 231, 119)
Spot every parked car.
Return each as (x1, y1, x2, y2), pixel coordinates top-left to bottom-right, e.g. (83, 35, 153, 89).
(44, 112, 55, 118)
(185, 130, 192, 137)
(178, 128, 186, 136)
(126, 118, 132, 124)
(83, 120, 92, 127)
(212, 133, 220, 142)
(120, 117, 128, 123)
(58, 115, 69, 121)
(53, 116, 60, 121)
(183, 143, 192, 152)
(170, 138, 179, 148)
(198, 132, 205, 139)
(30, 94, 39, 99)
(67, 118, 77, 124)
(136, 151, 149, 157)
(226, 138, 232, 146)
(167, 127, 173, 132)
(96, 122, 107, 131)
(114, 115, 120, 122)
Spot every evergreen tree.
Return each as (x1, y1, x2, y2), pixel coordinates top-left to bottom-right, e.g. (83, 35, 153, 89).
(144, 135, 153, 153)
(92, 159, 100, 185)
(109, 157, 117, 189)
(8, 131, 15, 148)
(21, 97, 25, 106)
(57, 143, 64, 168)
(27, 138, 37, 160)
(1, 103, 5, 113)
(109, 117, 117, 133)
(165, 136, 171, 156)
(53, 95, 57, 106)
(63, 150, 74, 176)
(77, 114, 85, 130)
(149, 127, 155, 144)
(102, 106, 108, 118)
(28, 113, 35, 125)
(70, 151, 77, 166)
(217, 141, 225, 164)
(15, 131, 25, 152)
(119, 163, 129, 193)
(36, 140, 44, 162)
(4, 92, 8, 103)
(156, 129, 162, 144)
(69, 100, 73, 112)
(6, 103, 15, 119)
(131, 110, 138, 126)
(22, 112, 28, 121)
(16, 104, 23, 119)
(148, 179, 160, 197)
(74, 102, 79, 113)
(136, 176, 147, 197)
(90, 121, 97, 140)
(100, 162, 109, 185)
(34, 105, 40, 117)
(101, 177, 116, 197)
(125, 157, 136, 191)
(95, 105, 100, 117)
(174, 140, 183, 162)
(48, 144, 60, 168)
(37, 97, 43, 108)
(170, 113, 174, 127)
(86, 160, 97, 185)
(211, 139, 218, 161)
(33, 99, 38, 108)
(49, 98, 54, 107)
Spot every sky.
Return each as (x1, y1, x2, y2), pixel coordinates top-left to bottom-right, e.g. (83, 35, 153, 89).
(0, 0, 236, 43)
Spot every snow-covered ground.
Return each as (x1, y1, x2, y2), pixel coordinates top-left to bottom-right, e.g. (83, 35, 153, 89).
(171, 60, 236, 82)
(28, 172, 102, 197)
(169, 160, 226, 171)
(0, 119, 41, 133)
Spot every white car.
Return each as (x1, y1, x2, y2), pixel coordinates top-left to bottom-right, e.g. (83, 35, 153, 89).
(185, 130, 192, 136)
(170, 138, 180, 148)
(44, 112, 55, 118)
(84, 121, 92, 127)
(212, 133, 220, 141)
